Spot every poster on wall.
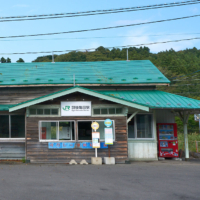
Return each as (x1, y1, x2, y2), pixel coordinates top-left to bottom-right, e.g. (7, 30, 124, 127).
(92, 132, 100, 148)
(105, 128, 113, 145)
(61, 101, 91, 116)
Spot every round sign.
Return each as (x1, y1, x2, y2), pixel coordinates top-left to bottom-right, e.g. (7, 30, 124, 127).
(104, 119, 112, 127)
(91, 122, 99, 130)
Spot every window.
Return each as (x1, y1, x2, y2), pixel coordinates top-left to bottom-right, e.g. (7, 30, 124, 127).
(93, 107, 123, 115)
(128, 116, 135, 139)
(0, 115, 25, 139)
(94, 121, 115, 140)
(0, 115, 9, 138)
(44, 109, 50, 115)
(11, 115, 25, 138)
(78, 120, 115, 141)
(30, 108, 59, 116)
(78, 121, 92, 140)
(101, 108, 108, 115)
(128, 114, 153, 139)
(137, 115, 152, 138)
(93, 109, 100, 115)
(39, 121, 75, 141)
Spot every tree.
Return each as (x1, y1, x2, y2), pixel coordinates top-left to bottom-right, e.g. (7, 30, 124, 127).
(16, 58, 25, 63)
(0, 57, 6, 63)
(6, 58, 11, 63)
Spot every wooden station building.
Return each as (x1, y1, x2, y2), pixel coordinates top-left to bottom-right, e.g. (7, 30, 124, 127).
(0, 60, 200, 163)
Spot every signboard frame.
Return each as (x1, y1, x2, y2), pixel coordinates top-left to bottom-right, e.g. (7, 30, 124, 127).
(61, 101, 91, 116)
(105, 127, 114, 145)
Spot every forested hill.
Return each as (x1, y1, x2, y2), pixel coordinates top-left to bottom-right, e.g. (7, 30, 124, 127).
(33, 46, 200, 100)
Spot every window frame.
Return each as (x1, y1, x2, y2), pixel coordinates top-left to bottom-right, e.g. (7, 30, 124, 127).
(39, 120, 76, 142)
(28, 105, 60, 117)
(0, 114, 25, 141)
(128, 113, 154, 140)
(92, 105, 126, 117)
(77, 120, 115, 142)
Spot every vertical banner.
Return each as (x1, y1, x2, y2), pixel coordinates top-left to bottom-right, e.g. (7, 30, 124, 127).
(92, 132, 100, 148)
(105, 128, 113, 145)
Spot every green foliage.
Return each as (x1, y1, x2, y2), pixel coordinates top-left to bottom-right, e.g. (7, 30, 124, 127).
(21, 157, 26, 163)
(1, 57, 6, 63)
(6, 58, 11, 63)
(175, 115, 199, 133)
(178, 133, 200, 152)
(1, 57, 11, 63)
(17, 58, 25, 63)
(32, 46, 151, 62)
(32, 46, 200, 100)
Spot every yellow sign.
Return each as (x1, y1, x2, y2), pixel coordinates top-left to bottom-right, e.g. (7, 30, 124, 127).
(91, 122, 99, 130)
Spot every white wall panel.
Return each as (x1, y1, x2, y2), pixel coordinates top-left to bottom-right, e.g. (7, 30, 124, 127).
(128, 141, 157, 160)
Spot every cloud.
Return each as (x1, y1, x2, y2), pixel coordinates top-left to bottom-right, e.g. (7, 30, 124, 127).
(122, 28, 198, 53)
(13, 4, 29, 8)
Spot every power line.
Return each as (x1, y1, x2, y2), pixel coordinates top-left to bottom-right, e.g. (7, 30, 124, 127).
(0, 37, 200, 55)
(171, 83, 200, 86)
(0, 0, 199, 22)
(170, 69, 200, 80)
(0, 14, 200, 39)
(1, 33, 200, 41)
(174, 92, 200, 94)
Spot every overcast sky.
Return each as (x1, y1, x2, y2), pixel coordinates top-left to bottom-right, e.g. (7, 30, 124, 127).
(0, 0, 200, 62)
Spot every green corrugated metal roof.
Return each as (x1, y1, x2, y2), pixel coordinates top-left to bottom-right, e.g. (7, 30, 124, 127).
(0, 60, 170, 85)
(100, 90, 200, 109)
(9, 86, 200, 111)
(0, 105, 16, 111)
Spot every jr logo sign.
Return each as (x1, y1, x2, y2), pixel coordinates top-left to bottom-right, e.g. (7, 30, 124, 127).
(62, 106, 70, 111)
(61, 102, 91, 116)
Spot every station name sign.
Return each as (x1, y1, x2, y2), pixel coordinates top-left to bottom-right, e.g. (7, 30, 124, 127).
(61, 101, 91, 116)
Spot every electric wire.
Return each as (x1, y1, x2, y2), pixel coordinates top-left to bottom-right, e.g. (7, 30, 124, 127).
(0, 37, 200, 55)
(0, 14, 200, 39)
(0, 0, 199, 22)
(1, 33, 200, 41)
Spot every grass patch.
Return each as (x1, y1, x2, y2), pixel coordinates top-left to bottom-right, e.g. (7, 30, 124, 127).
(21, 157, 26, 163)
(178, 133, 200, 152)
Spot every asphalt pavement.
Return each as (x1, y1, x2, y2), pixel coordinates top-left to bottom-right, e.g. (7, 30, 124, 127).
(0, 160, 200, 200)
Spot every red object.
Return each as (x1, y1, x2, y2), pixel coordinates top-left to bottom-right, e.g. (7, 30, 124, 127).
(157, 123, 179, 158)
(42, 127, 46, 139)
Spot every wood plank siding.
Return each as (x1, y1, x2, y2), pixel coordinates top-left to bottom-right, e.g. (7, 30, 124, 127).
(26, 116, 128, 164)
(0, 142, 25, 160)
(0, 86, 155, 104)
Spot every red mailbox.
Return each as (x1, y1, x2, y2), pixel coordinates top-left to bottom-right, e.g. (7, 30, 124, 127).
(157, 123, 179, 158)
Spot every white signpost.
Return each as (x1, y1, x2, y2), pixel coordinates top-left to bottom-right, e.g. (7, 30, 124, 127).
(104, 119, 114, 162)
(91, 122, 100, 158)
(61, 101, 91, 116)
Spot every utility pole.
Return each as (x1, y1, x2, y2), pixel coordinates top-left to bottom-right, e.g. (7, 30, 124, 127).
(52, 51, 55, 63)
(127, 48, 129, 61)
